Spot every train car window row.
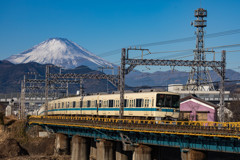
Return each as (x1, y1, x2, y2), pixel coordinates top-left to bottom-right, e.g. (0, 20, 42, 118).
(53, 96, 179, 109)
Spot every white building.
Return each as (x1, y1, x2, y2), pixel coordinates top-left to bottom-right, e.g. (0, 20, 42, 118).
(168, 84, 231, 102)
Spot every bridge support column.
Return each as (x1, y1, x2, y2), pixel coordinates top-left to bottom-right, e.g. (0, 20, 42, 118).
(132, 145, 151, 160)
(96, 140, 114, 160)
(181, 149, 206, 160)
(90, 139, 97, 160)
(116, 142, 131, 160)
(55, 133, 70, 155)
(71, 135, 89, 160)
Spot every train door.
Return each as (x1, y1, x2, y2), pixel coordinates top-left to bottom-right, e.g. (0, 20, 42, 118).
(151, 97, 155, 117)
(144, 97, 149, 117)
(96, 99, 98, 116)
(80, 95, 84, 116)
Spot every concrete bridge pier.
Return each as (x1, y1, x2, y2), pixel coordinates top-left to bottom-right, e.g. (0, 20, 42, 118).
(89, 139, 97, 160)
(55, 133, 70, 155)
(96, 139, 114, 160)
(116, 142, 132, 160)
(71, 135, 89, 160)
(132, 145, 151, 160)
(181, 149, 207, 160)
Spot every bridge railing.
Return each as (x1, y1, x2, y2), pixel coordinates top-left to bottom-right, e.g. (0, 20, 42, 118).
(29, 115, 240, 133)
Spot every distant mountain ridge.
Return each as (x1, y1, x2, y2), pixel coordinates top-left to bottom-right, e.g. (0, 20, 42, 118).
(126, 69, 240, 87)
(0, 60, 240, 94)
(5, 38, 115, 69)
(0, 61, 116, 94)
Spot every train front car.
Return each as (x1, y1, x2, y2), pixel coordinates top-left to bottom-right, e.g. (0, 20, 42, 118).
(155, 92, 180, 120)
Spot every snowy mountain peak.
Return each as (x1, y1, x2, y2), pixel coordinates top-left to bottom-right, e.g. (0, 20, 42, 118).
(6, 38, 114, 69)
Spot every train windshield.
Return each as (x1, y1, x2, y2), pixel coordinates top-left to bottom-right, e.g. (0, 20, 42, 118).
(156, 94, 180, 108)
(172, 95, 180, 108)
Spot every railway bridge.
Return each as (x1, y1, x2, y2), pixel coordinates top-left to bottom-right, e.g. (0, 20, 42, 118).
(28, 116, 240, 160)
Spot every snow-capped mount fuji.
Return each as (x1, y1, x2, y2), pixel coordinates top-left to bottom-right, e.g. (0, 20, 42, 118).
(6, 38, 115, 69)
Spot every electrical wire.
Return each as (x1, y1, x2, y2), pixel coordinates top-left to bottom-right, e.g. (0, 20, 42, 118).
(131, 29, 240, 48)
(95, 28, 240, 58)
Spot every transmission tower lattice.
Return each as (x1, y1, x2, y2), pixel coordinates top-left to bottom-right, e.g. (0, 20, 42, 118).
(187, 8, 214, 91)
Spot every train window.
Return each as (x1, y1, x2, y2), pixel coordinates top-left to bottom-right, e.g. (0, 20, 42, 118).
(109, 100, 113, 107)
(165, 95, 171, 107)
(62, 102, 64, 108)
(172, 95, 180, 108)
(116, 100, 119, 107)
(99, 100, 102, 107)
(129, 100, 131, 107)
(58, 103, 60, 108)
(124, 99, 128, 107)
(136, 99, 143, 107)
(55, 103, 56, 109)
(145, 99, 149, 107)
(87, 101, 91, 108)
(73, 101, 76, 108)
(67, 102, 70, 108)
(80, 101, 83, 108)
(156, 94, 165, 107)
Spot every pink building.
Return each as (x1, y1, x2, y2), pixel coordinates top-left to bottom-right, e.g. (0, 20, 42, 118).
(180, 95, 217, 121)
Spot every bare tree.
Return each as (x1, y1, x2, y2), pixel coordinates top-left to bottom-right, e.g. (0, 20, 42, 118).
(229, 90, 240, 122)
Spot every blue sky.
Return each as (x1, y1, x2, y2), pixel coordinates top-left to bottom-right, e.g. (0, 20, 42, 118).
(0, 0, 240, 72)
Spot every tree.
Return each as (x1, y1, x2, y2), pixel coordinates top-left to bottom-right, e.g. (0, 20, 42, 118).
(229, 89, 240, 122)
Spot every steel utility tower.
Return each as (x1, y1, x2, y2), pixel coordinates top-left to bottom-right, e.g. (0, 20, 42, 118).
(187, 8, 214, 91)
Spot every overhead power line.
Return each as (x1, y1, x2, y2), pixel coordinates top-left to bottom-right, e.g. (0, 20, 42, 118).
(134, 28, 240, 48)
(96, 28, 240, 58)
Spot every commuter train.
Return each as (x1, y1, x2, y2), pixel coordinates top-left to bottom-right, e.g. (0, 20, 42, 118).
(38, 91, 180, 120)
